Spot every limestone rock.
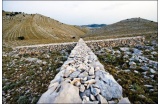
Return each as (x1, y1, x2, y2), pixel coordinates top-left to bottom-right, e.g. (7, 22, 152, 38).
(90, 86, 100, 96)
(151, 51, 157, 55)
(78, 71, 88, 78)
(90, 94, 96, 101)
(87, 76, 95, 80)
(37, 86, 59, 103)
(80, 88, 91, 97)
(75, 81, 81, 87)
(150, 68, 156, 74)
(71, 78, 80, 85)
(50, 70, 64, 84)
(96, 94, 108, 104)
(64, 66, 76, 77)
(69, 71, 81, 78)
(85, 79, 96, 84)
(82, 96, 89, 101)
(95, 66, 100, 71)
(80, 85, 85, 92)
(108, 101, 116, 104)
(118, 97, 130, 104)
(96, 81, 112, 100)
(64, 78, 71, 83)
(38, 82, 82, 103)
(48, 82, 59, 89)
(89, 67, 94, 76)
(129, 61, 137, 69)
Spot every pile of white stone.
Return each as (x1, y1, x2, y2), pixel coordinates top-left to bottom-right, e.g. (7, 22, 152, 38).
(38, 39, 130, 104)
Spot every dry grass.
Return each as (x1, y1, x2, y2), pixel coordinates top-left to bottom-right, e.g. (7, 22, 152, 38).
(3, 12, 88, 47)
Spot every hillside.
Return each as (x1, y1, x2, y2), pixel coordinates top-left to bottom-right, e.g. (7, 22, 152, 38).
(83, 18, 158, 40)
(3, 11, 158, 47)
(2, 11, 88, 47)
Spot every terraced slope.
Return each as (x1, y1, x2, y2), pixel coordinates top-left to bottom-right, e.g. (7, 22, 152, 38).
(3, 11, 88, 47)
(83, 18, 158, 40)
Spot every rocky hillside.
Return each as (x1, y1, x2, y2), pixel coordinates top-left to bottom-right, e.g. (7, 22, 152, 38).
(83, 18, 158, 40)
(2, 11, 88, 47)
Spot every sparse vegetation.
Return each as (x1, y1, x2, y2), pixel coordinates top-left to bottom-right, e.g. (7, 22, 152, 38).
(2, 45, 70, 103)
(94, 35, 158, 104)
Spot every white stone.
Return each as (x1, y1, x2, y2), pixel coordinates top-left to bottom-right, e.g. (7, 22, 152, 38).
(82, 96, 89, 101)
(78, 71, 88, 78)
(90, 94, 96, 101)
(129, 61, 136, 69)
(71, 78, 81, 85)
(118, 97, 130, 104)
(25, 57, 38, 62)
(120, 47, 129, 52)
(96, 94, 108, 104)
(108, 101, 116, 104)
(80, 85, 85, 92)
(91, 86, 100, 96)
(134, 70, 139, 74)
(95, 66, 100, 71)
(38, 82, 82, 103)
(69, 71, 81, 78)
(85, 79, 96, 84)
(75, 81, 81, 87)
(89, 67, 95, 76)
(150, 69, 156, 74)
(144, 85, 153, 88)
(48, 82, 59, 89)
(64, 66, 76, 77)
(151, 51, 157, 55)
(64, 78, 71, 83)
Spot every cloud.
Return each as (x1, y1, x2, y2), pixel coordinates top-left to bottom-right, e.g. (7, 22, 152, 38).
(102, 1, 130, 11)
(3, 1, 157, 25)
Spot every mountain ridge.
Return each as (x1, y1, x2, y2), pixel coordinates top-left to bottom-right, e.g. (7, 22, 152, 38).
(83, 17, 157, 40)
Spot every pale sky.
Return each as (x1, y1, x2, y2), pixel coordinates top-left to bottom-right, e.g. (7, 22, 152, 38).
(3, 1, 157, 25)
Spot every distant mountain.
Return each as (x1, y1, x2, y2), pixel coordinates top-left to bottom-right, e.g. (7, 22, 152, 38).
(81, 24, 107, 29)
(2, 11, 88, 47)
(83, 18, 158, 40)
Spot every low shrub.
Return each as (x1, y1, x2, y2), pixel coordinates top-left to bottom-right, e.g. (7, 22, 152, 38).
(18, 36, 25, 40)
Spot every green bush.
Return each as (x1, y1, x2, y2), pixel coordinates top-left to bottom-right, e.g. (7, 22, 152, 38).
(105, 53, 116, 63)
(17, 96, 29, 104)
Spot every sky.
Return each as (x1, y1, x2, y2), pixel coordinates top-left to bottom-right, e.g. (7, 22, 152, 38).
(3, 1, 157, 25)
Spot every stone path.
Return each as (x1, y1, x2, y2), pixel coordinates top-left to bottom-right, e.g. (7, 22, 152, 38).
(37, 39, 130, 104)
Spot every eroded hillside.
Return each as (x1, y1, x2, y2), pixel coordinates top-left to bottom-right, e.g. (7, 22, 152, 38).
(2, 11, 88, 47)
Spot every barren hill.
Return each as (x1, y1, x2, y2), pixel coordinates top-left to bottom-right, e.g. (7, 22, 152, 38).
(2, 11, 88, 47)
(83, 18, 158, 40)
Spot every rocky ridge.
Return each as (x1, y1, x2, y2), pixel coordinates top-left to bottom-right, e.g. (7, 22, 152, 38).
(38, 39, 130, 103)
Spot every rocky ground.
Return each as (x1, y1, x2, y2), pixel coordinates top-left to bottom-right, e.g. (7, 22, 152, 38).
(2, 35, 158, 104)
(2, 45, 70, 104)
(94, 39, 158, 103)
(38, 39, 126, 104)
